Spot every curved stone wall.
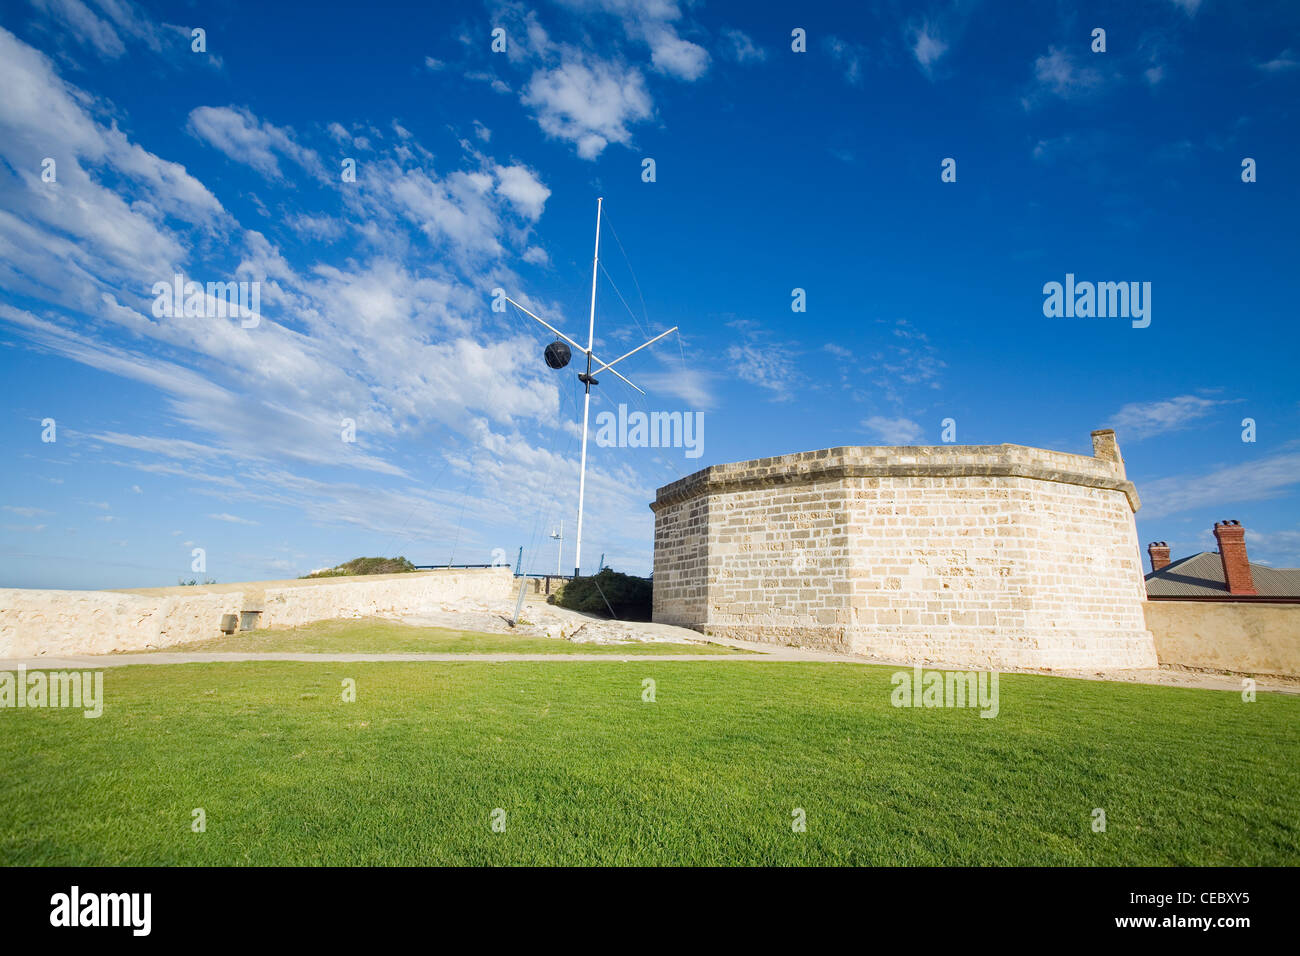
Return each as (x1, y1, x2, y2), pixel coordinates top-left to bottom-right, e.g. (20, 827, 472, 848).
(651, 432, 1158, 670)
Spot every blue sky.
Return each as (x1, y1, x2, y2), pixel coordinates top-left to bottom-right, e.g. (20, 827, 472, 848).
(1, 0, 1297, 589)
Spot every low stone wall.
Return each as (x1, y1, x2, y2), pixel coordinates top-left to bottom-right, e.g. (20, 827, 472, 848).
(257, 569, 512, 629)
(1146, 600, 1300, 677)
(0, 568, 514, 658)
(0, 589, 242, 658)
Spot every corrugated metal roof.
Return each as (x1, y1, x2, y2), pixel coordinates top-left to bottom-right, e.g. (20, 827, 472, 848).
(1145, 551, 1300, 597)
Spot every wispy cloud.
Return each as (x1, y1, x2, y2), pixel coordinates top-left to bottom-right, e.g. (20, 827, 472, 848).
(851, 319, 945, 405)
(909, 24, 948, 77)
(1139, 451, 1300, 520)
(1107, 394, 1229, 440)
(3, 505, 52, 517)
(727, 343, 796, 402)
(726, 331, 797, 402)
(208, 512, 259, 526)
(722, 28, 766, 64)
(824, 35, 869, 87)
(187, 105, 325, 181)
(1245, 526, 1300, 567)
(1257, 49, 1299, 73)
(1022, 47, 1107, 109)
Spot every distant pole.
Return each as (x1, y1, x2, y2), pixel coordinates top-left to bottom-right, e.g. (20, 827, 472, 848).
(550, 520, 563, 576)
(573, 197, 602, 578)
(514, 545, 522, 577)
(509, 576, 528, 628)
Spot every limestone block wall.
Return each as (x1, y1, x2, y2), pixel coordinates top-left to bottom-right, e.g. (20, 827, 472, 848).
(1145, 600, 1300, 677)
(256, 568, 512, 629)
(0, 589, 244, 658)
(0, 567, 514, 658)
(652, 434, 1159, 670)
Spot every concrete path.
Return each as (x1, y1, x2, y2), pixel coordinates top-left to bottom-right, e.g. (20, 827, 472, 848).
(5, 644, 1297, 694)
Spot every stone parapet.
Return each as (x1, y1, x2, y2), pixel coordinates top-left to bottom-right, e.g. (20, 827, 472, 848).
(653, 443, 1140, 514)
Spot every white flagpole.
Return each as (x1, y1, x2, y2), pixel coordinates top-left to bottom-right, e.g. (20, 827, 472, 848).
(573, 197, 602, 578)
(505, 198, 676, 581)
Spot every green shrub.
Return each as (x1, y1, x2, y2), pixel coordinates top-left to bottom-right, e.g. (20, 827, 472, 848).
(303, 556, 417, 578)
(552, 568, 652, 621)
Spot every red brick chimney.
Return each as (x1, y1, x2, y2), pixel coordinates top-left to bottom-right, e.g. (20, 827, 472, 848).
(1213, 520, 1257, 595)
(1147, 542, 1170, 573)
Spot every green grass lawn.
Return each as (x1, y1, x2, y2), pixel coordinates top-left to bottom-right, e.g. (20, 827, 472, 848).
(132, 617, 740, 655)
(1, 661, 1297, 866)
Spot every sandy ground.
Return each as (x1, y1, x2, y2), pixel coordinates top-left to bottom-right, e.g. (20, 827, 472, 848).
(390, 593, 722, 646)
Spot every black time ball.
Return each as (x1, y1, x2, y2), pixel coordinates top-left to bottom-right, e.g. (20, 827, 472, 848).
(544, 340, 572, 369)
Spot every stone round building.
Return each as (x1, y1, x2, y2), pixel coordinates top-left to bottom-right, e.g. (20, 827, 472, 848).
(650, 430, 1157, 670)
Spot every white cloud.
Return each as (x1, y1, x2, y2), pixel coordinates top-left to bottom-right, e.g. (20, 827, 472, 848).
(494, 164, 551, 220)
(862, 416, 924, 445)
(360, 162, 515, 259)
(637, 364, 718, 411)
(554, 0, 709, 80)
(187, 106, 324, 181)
(644, 24, 709, 80)
(0, 27, 223, 312)
(0, 28, 665, 577)
(522, 56, 652, 159)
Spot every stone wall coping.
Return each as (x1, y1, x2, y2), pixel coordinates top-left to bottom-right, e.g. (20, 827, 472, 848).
(651, 443, 1141, 513)
(108, 566, 508, 598)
